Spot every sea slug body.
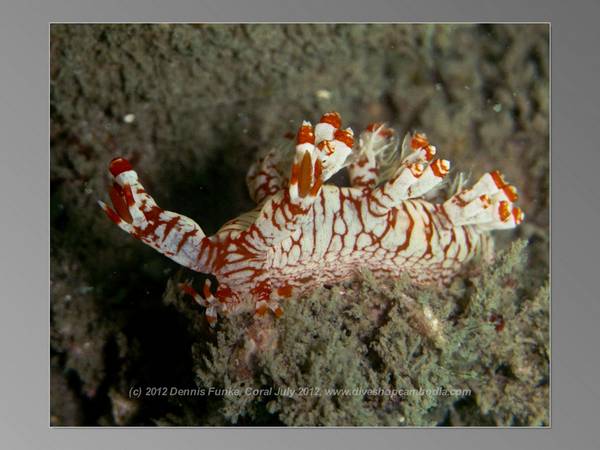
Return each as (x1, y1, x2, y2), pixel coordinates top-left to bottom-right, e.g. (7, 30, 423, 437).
(99, 112, 523, 325)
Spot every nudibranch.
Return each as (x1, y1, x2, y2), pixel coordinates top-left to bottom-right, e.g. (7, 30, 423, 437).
(99, 112, 523, 326)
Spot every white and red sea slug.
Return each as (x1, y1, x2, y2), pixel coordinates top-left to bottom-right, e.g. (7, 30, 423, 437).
(99, 112, 523, 326)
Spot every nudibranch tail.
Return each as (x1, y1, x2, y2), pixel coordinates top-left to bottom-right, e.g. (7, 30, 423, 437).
(99, 157, 209, 272)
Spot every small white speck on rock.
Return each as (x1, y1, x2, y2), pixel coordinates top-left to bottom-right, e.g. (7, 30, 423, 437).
(123, 113, 136, 124)
(315, 89, 332, 100)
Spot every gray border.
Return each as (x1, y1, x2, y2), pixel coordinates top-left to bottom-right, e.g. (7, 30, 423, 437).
(1, 0, 598, 448)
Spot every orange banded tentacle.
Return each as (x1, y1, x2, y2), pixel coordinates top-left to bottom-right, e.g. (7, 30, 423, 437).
(289, 121, 320, 204)
(178, 279, 234, 326)
(314, 112, 341, 143)
(401, 131, 437, 163)
(252, 281, 284, 318)
(443, 170, 524, 230)
(251, 114, 353, 250)
(178, 281, 207, 307)
(407, 159, 451, 198)
(369, 132, 449, 212)
(312, 112, 355, 181)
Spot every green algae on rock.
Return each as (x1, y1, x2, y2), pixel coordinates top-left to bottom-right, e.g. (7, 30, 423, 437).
(160, 240, 548, 426)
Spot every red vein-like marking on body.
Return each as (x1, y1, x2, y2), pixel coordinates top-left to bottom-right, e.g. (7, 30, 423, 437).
(240, 226, 265, 252)
(443, 226, 457, 259)
(421, 205, 435, 259)
(287, 201, 307, 217)
(162, 216, 181, 242)
(197, 237, 216, 269)
(345, 191, 367, 231)
(437, 204, 453, 227)
(428, 205, 443, 240)
(378, 183, 394, 204)
(392, 203, 414, 254)
(280, 200, 293, 223)
(463, 227, 472, 255)
(176, 229, 198, 254)
(316, 188, 327, 243)
(310, 159, 323, 197)
(211, 235, 263, 278)
(132, 206, 163, 241)
(366, 193, 390, 218)
(380, 206, 398, 238)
